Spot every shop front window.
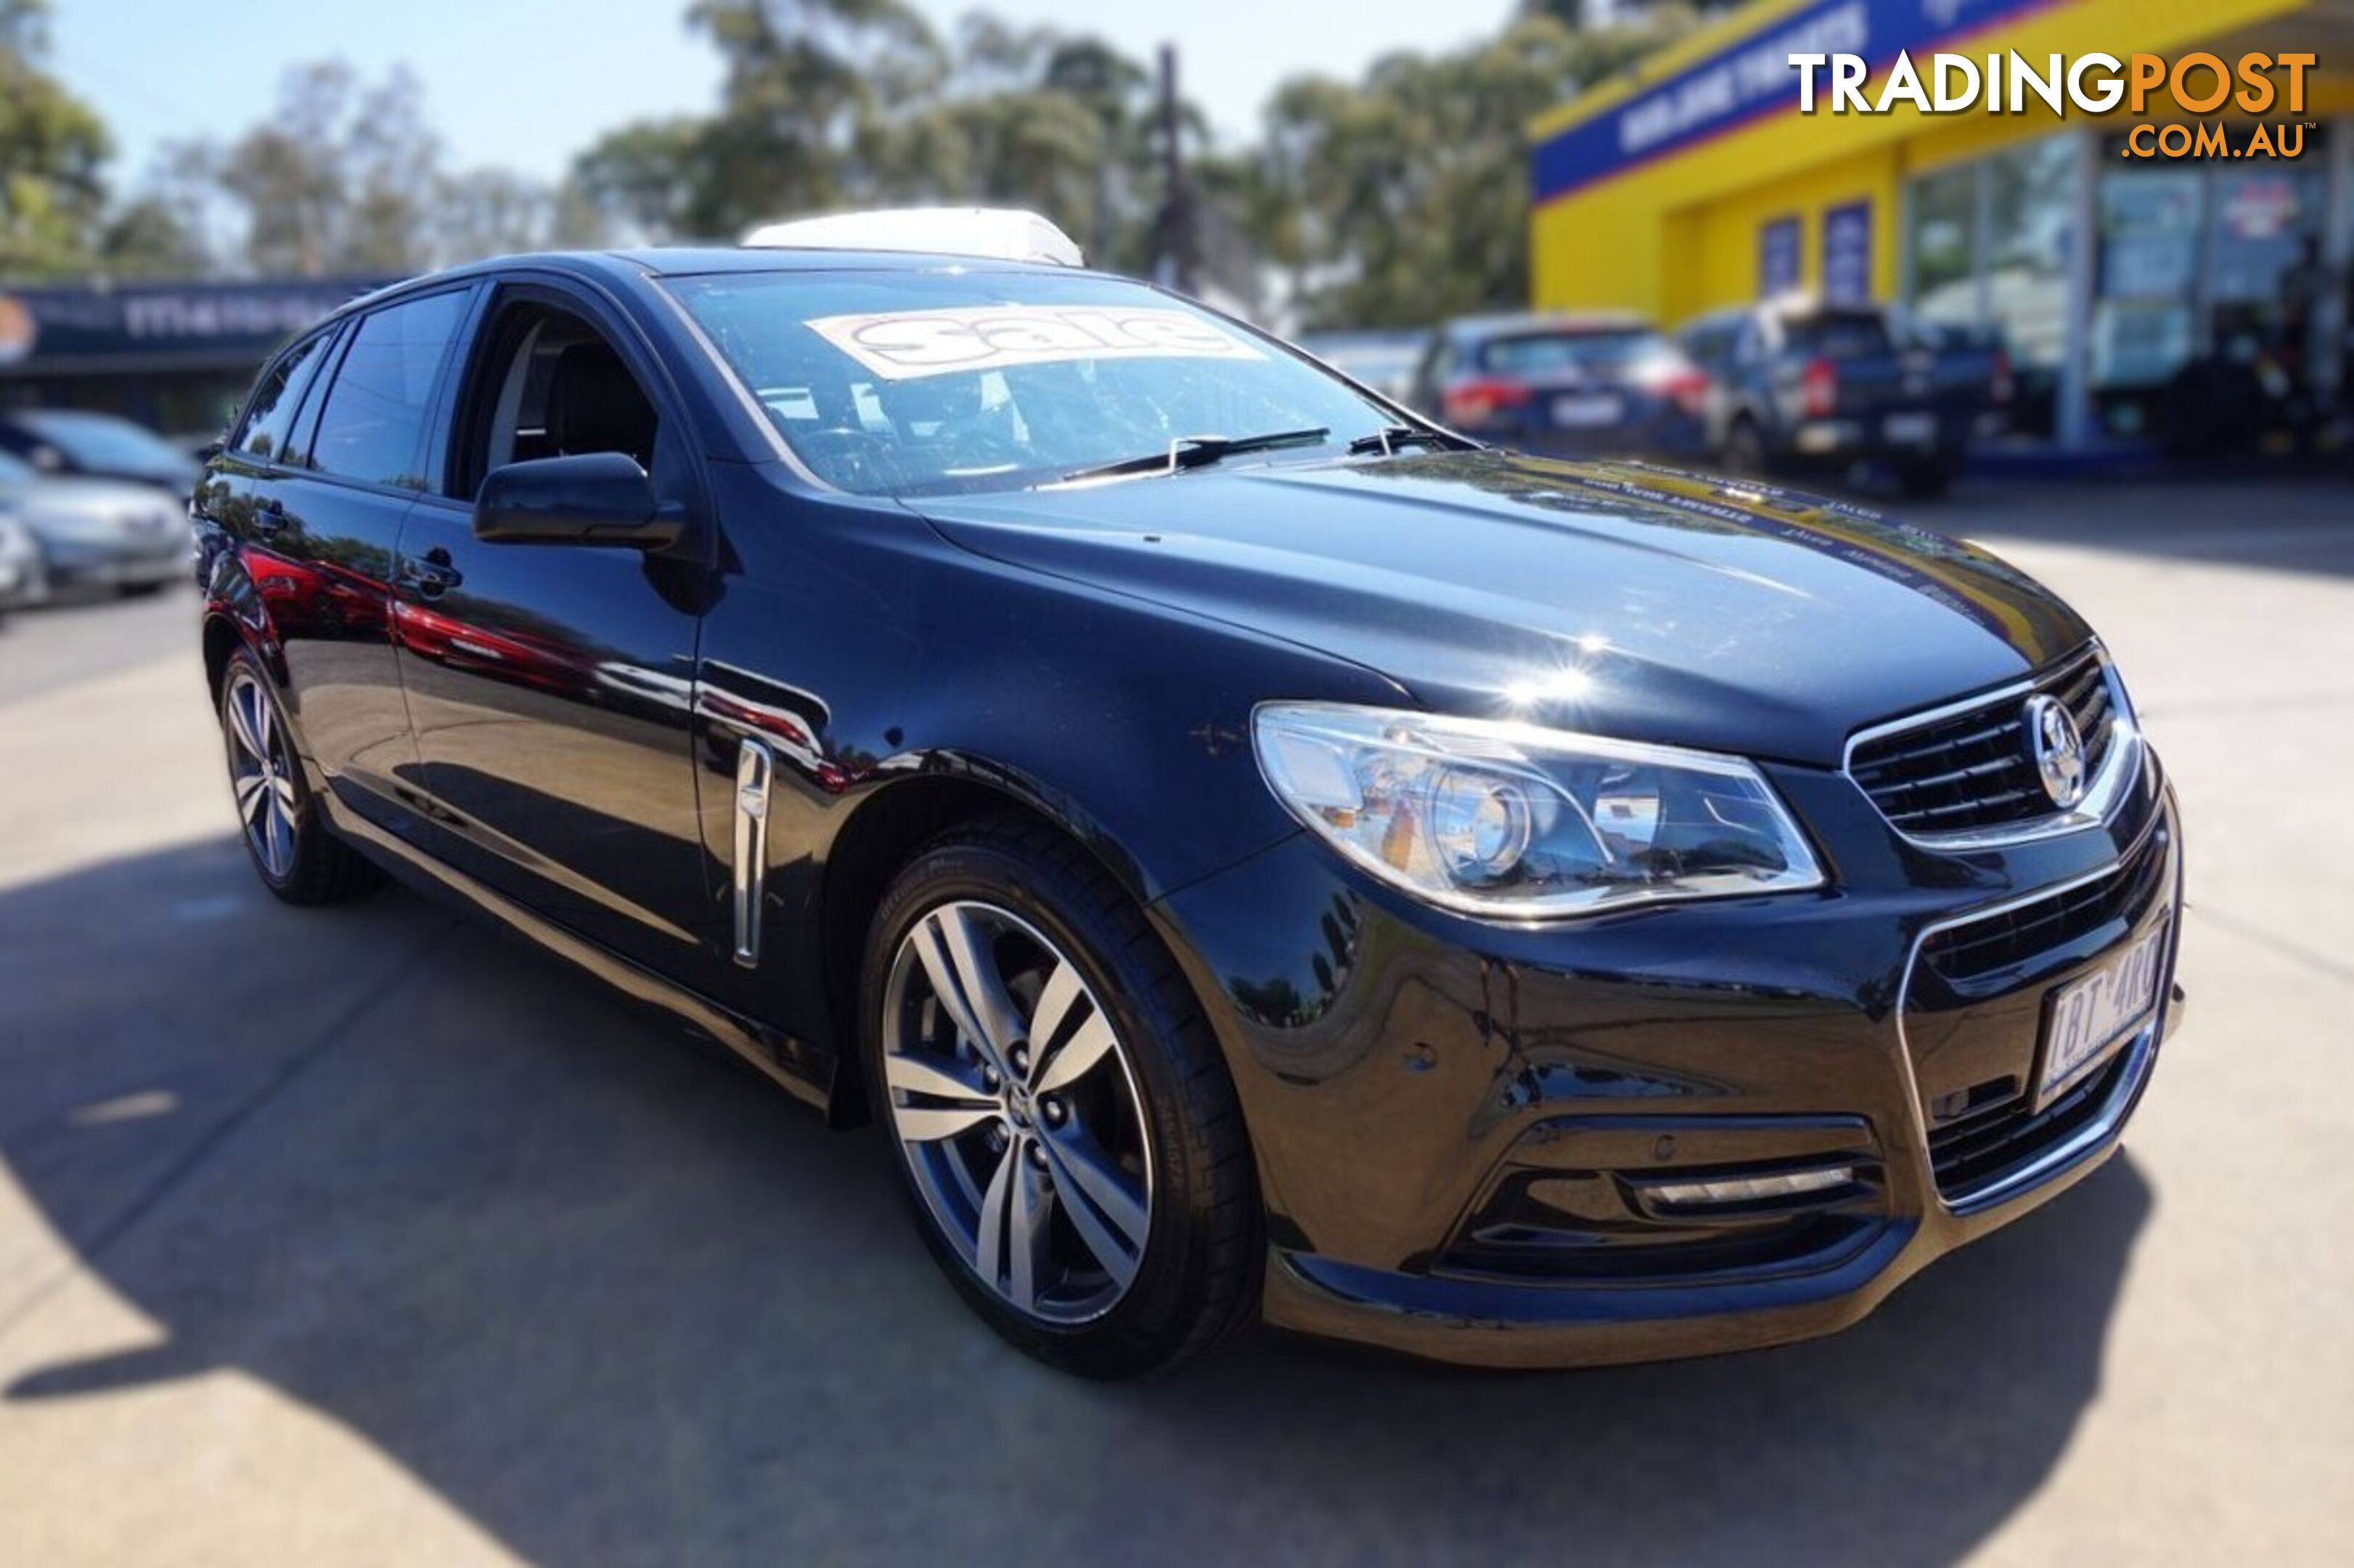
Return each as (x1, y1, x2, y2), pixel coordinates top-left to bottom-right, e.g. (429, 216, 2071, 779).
(1903, 133, 2079, 438)
(1905, 164, 1977, 330)
(1985, 136, 2077, 375)
(2093, 127, 2333, 448)
(2093, 171, 2201, 395)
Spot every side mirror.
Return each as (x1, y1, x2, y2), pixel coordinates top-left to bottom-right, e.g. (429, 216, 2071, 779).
(473, 452, 682, 549)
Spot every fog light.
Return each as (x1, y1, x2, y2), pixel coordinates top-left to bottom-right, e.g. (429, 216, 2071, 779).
(1646, 1166, 1855, 1208)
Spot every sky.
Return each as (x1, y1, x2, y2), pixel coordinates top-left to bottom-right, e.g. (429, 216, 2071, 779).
(50, 0, 1515, 189)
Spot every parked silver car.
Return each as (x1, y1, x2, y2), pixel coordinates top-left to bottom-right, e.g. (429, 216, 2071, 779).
(0, 510, 42, 611)
(0, 450, 188, 597)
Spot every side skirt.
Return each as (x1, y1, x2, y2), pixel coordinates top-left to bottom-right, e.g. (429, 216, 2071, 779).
(319, 792, 840, 1116)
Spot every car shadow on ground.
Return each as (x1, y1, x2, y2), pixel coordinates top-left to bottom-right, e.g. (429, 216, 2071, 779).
(0, 839, 2151, 1567)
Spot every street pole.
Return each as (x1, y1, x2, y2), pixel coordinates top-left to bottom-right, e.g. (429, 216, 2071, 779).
(1157, 44, 1195, 295)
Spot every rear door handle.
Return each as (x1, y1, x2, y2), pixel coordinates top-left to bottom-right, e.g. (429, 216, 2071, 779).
(251, 497, 290, 536)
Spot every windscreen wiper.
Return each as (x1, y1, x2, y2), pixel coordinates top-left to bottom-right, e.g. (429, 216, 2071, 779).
(1050, 428, 1333, 486)
(1346, 425, 1479, 457)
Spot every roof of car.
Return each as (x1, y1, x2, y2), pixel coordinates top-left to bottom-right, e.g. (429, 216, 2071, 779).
(326, 244, 1103, 322)
(1443, 309, 1651, 341)
(1681, 295, 1891, 330)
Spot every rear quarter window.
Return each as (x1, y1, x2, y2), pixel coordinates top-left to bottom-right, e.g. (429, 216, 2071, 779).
(233, 330, 335, 462)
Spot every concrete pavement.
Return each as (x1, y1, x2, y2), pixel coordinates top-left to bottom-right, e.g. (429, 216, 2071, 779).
(0, 481, 2348, 1565)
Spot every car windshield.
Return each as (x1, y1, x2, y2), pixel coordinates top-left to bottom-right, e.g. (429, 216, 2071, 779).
(14, 409, 189, 470)
(665, 269, 1402, 497)
(1478, 329, 1664, 377)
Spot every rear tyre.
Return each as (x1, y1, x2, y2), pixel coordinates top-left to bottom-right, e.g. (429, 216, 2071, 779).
(1896, 455, 1958, 499)
(1725, 417, 1772, 478)
(218, 650, 383, 906)
(861, 815, 1259, 1379)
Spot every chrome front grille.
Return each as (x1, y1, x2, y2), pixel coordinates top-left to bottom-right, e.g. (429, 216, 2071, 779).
(1848, 645, 2120, 840)
(1927, 1038, 2139, 1201)
(1903, 798, 2180, 1209)
(1920, 814, 2171, 985)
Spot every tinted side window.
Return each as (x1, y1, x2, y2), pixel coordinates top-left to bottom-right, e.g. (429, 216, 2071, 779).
(309, 291, 469, 489)
(233, 330, 334, 462)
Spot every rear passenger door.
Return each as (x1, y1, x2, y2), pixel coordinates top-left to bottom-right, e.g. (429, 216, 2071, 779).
(208, 286, 477, 830)
(391, 278, 714, 978)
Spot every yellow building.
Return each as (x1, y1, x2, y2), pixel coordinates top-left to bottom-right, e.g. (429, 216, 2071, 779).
(1529, 0, 2354, 447)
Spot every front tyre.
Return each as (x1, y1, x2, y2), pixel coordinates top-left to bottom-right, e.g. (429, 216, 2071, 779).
(862, 817, 1258, 1379)
(218, 650, 383, 905)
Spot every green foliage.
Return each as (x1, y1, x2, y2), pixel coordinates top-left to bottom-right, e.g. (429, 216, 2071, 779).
(576, 0, 1696, 325)
(1240, 7, 1700, 329)
(574, 0, 1178, 271)
(0, 0, 114, 278)
(154, 62, 610, 277)
(9, 0, 1698, 322)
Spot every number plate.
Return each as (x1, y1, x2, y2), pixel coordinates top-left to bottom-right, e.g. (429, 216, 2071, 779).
(1883, 411, 1939, 446)
(2038, 921, 2167, 1108)
(1551, 394, 1624, 428)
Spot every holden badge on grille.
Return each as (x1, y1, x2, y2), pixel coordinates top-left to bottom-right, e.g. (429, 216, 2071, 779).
(2024, 693, 2087, 808)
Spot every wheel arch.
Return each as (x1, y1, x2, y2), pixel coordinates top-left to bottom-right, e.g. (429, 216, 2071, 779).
(815, 764, 1152, 1128)
(201, 610, 245, 704)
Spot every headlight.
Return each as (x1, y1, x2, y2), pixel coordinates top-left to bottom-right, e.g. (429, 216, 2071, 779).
(1252, 703, 1825, 919)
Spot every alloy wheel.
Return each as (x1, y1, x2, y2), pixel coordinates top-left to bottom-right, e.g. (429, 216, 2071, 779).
(881, 899, 1156, 1325)
(225, 667, 299, 881)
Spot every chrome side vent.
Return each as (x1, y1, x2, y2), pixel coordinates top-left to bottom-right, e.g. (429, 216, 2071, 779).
(732, 738, 775, 967)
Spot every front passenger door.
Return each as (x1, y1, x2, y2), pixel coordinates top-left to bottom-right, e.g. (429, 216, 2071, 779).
(393, 282, 713, 978)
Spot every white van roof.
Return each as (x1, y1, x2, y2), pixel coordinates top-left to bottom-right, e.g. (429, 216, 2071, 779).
(740, 208, 1085, 268)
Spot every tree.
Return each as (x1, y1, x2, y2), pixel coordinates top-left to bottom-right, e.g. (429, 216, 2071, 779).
(573, 118, 712, 242)
(158, 62, 441, 276)
(577, 0, 944, 242)
(434, 168, 605, 264)
(573, 2, 1182, 273)
(153, 61, 606, 277)
(1238, 7, 1699, 329)
(868, 23, 1156, 271)
(93, 195, 208, 278)
(0, 0, 110, 278)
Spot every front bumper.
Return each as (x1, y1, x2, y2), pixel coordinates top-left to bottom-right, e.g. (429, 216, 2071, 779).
(44, 542, 186, 588)
(1505, 410, 1708, 462)
(1149, 743, 2182, 1368)
(1786, 415, 1955, 462)
(41, 543, 184, 591)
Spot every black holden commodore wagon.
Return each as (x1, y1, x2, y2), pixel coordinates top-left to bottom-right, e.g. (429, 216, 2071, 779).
(192, 212, 2183, 1377)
